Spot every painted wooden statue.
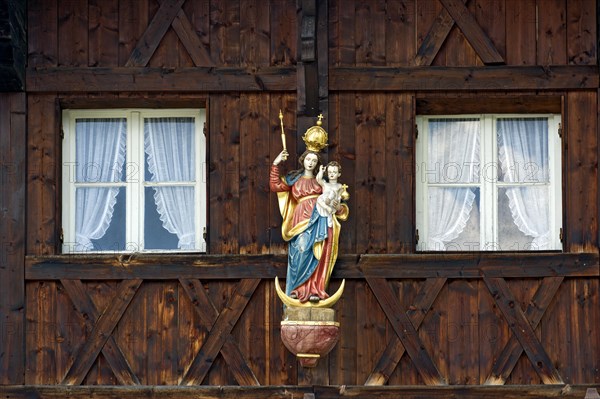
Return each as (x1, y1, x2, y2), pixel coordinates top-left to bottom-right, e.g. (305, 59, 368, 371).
(270, 114, 349, 305)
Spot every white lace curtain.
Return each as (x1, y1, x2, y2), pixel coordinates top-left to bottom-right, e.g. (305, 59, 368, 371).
(144, 118, 196, 249)
(498, 118, 550, 250)
(427, 119, 480, 250)
(75, 118, 126, 251)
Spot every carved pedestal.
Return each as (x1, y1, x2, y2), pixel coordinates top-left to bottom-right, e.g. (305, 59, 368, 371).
(280, 307, 340, 367)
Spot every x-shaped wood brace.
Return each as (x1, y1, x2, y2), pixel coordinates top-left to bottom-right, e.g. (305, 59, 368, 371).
(179, 278, 260, 386)
(484, 277, 564, 384)
(366, 277, 447, 386)
(415, 0, 504, 66)
(60, 279, 142, 385)
(126, 0, 214, 67)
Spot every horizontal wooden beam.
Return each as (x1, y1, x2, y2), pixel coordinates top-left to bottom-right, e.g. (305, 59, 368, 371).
(26, 66, 296, 92)
(25, 252, 599, 280)
(0, 385, 595, 399)
(330, 66, 599, 91)
(416, 95, 562, 115)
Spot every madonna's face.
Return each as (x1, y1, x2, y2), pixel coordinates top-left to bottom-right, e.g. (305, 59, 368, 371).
(303, 153, 319, 171)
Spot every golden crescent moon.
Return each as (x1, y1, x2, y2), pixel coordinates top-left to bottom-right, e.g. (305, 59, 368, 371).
(274, 276, 345, 308)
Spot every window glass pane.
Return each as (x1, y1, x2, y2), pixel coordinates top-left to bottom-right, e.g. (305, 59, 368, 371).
(426, 187, 480, 251)
(427, 119, 480, 184)
(75, 118, 127, 183)
(144, 186, 195, 250)
(73, 187, 126, 252)
(497, 118, 549, 183)
(144, 117, 195, 182)
(498, 186, 551, 250)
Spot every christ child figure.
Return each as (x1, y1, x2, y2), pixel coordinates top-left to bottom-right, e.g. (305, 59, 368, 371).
(316, 161, 344, 226)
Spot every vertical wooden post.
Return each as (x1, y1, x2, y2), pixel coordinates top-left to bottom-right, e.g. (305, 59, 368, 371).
(0, 93, 26, 384)
(297, 0, 329, 155)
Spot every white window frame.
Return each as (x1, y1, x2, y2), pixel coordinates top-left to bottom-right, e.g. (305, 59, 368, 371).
(415, 113, 562, 251)
(62, 108, 207, 253)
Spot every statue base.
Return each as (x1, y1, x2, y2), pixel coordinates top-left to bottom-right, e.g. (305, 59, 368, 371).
(281, 307, 340, 368)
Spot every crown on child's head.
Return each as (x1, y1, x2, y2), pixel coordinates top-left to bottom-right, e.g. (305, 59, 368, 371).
(302, 114, 328, 152)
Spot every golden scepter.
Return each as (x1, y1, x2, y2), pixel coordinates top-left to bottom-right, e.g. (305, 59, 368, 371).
(278, 109, 287, 151)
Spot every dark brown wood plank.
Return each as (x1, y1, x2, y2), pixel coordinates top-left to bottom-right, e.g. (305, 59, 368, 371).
(60, 279, 140, 385)
(416, 95, 562, 115)
(62, 279, 142, 385)
(57, 0, 88, 66)
(239, 94, 270, 254)
(271, 0, 296, 66)
(474, 0, 506, 63)
(181, 278, 260, 385)
(24, 252, 600, 280)
(446, 280, 479, 384)
(505, 0, 536, 65)
(0, 386, 314, 399)
(179, 278, 259, 386)
(366, 278, 445, 385)
(414, 0, 459, 66)
(210, 0, 240, 66)
(328, 279, 356, 385)
(89, 0, 119, 67)
(330, 65, 598, 91)
(567, 0, 597, 65)
(27, 66, 296, 92)
(28, 0, 58, 67)
(1, 385, 598, 399)
(566, 91, 598, 252)
(26, 282, 58, 383)
(355, 0, 386, 66)
(366, 278, 447, 385)
(170, 8, 214, 66)
(386, 0, 416, 66)
(240, 0, 270, 67)
(118, 0, 148, 66)
(439, 0, 503, 64)
(125, 0, 185, 67)
(570, 279, 600, 382)
(0, 93, 26, 384)
(537, 0, 566, 65)
(355, 280, 386, 384)
(484, 277, 563, 384)
(208, 94, 241, 253)
(26, 95, 58, 256)
(385, 93, 413, 252)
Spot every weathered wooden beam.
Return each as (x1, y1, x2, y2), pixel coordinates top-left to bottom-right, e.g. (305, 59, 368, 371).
(0, 0, 26, 90)
(61, 280, 142, 385)
(484, 277, 563, 384)
(330, 65, 598, 91)
(25, 252, 599, 280)
(365, 278, 447, 385)
(125, 0, 186, 67)
(1, 384, 596, 398)
(438, 0, 504, 64)
(26, 67, 296, 92)
(414, 0, 465, 66)
(60, 280, 141, 385)
(180, 279, 260, 385)
(179, 279, 259, 386)
(416, 95, 562, 115)
(484, 277, 564, 385)
(366, 277, 446, 386)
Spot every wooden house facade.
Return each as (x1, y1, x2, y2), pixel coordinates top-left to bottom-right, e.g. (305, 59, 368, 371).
(1, 0, 600, 397)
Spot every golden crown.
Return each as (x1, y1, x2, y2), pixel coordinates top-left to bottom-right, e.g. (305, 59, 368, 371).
(302, 114, 328, 152)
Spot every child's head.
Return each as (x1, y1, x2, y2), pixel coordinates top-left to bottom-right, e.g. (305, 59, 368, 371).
(326, 161, 341, 181)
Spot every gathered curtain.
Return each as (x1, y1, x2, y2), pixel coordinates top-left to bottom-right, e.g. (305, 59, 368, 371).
(426, 119, 480, 250)
(497, 118, 550, 250)
(75, 118, 126, 251)
(144, 117, 196, 249)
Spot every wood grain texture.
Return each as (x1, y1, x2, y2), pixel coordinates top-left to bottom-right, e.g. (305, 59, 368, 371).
(0, 93, 26, 384)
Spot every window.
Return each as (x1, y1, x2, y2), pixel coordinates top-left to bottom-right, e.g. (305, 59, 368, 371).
(416, 114, 562, 251)
(62, 109, 207, 253)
